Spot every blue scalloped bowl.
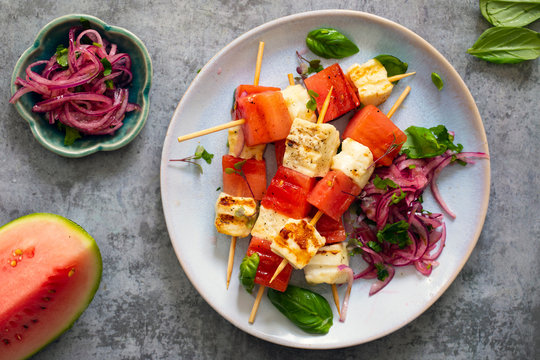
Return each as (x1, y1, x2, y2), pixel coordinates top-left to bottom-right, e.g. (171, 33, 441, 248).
(10, 14, 152, 157)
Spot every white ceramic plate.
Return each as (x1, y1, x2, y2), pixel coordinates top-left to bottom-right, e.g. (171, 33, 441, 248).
(160, 10, 490, 349)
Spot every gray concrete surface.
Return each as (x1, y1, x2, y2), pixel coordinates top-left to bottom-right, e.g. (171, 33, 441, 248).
(1, 0, 538, 359)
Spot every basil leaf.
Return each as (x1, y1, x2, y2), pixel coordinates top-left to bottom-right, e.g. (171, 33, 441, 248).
(306, 28, 359, 59)
(267, 285, 333, 334)
(239, 253, 259, 294)
(376, 220, 411, 249)
(431, 72, 444, 91)
(374, 55, 408, 79)
(467, 27, 540, 64)
(480, 0, 540, 27)
(401, 125, 463, 159)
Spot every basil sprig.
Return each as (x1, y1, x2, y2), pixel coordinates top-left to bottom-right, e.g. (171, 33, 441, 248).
(401, 125, 463, 159)
(374, 55, 408, 79)
(306, 28, 359, 59)
(267, 285, 333, 334)
(467, 26, 540, 63)
(480, 0, 540, 27)
(239, 253, 259, 294)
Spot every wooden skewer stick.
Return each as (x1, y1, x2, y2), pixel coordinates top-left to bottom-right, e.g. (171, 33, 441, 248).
(288, 73, 295, 86)
(253, 42, 265, 86)
(227, 42, 267, 287)
(387, 72, 416, 83)
(249, 285, 265, 324)
(331, 284, 341, 316)
(226, 236, 237, 289)
(177, 119, 245, 143)
(386, 86, 411, 119)
(317, 86, 333, 125)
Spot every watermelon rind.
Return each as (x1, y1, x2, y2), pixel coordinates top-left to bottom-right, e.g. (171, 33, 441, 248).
(0, 213, 102, 360)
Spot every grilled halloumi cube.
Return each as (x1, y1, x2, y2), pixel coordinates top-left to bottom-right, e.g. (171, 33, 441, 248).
(282, 118, 340, 178)
(214, 192, 258, 237)
(228, 126, 266, 160)
(304, 243, 349, 284)
(270, 219, 326, 269)
(347, 59, 394, 106)
(331, 138, 374, 188)
(281, 85, 317, 123)
(250, 205, 290, 242)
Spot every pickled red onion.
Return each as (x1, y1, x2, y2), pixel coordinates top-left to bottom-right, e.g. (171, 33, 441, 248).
(10, 25, 139, 136)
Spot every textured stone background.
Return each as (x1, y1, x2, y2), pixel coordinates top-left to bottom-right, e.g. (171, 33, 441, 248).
(1, 0, 538, 359)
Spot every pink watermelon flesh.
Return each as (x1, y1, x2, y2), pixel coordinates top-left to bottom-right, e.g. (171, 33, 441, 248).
(0, 213, 102, 360)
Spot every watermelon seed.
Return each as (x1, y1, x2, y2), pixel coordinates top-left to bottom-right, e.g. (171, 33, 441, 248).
(48, 289, 56, 294)
(68, 268, 76, 277)
(23, 325, 28, 329)
(40, 306, 46, 310)
(15, 334, 22, 341)
(10, 260, 17, 267)
(2, 339, 9, 345)
(42, 297, 50, 302)
(13, 249, 23, 256)
(31, 319, 38, 324)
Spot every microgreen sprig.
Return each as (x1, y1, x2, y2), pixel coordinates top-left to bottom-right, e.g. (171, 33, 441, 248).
(170, 145, 214, 174)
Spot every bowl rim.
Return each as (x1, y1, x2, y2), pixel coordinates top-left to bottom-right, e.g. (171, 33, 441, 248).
(10, 13, 153, 158)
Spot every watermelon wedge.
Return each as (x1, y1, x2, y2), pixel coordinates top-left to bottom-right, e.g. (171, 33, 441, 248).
(0, 213, 102, 360)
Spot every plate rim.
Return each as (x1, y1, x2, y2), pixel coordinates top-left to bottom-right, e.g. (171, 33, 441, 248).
(160, 9, 491, 349)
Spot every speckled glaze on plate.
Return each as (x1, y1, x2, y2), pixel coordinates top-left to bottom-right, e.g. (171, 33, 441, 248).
(10, 14, 152, 158)
(160, 10, 490, 349)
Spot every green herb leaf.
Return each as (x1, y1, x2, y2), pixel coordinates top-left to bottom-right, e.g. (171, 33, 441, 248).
(216, 187, 221, 191)
(431, 72, 444, 90)
(377, 220, 411, 249)
(100, 58, 112, 76)
(480, 0, 540, 27)
(92, 42, 102, 47)
(105, 79, 114, 89)
(390, 190, 407, 205)
(233, 159, 246, 170)
(239, 253, 259, 294)
(194, 145, 214, 164)
(367, 241, 382, 253)
(467, 27, 540, 64)
(55, 45, 69, 68)
(224, 167, 235, 174)
(374, 55, 408, 79)
(373, 175, 398, 190)
(308, 59, 324, 73)
(267, 285, 333, 334)
(306, 27, 359, 59)
(375, 263, 389, 281)
(306, 89, 319, 111)
(401, 125, 463, 159)
(63, 126, 81, 146)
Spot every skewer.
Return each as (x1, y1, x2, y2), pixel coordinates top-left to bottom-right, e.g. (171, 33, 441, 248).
(387, 72, 416, 83)
(249, 285, 265, 323)
(226, 42, 266, 288)
(331, 284, 341, 316)
(287, 73, 295, 86)
(269, 89, 333, 284)
(386, 86, 411, 119)
(253, 42, 265, 86)
(177, 119, 245, 143)
(226, 236, 237, 289)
